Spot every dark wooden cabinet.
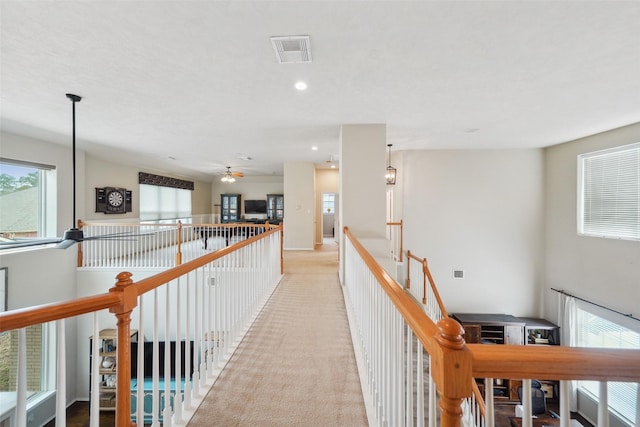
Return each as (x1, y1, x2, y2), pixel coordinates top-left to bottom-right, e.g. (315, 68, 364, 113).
(266, 194, 283, 221)
(453, 313, 561, 404)
(452, 313, 525, 345)
(221, 194, 241, 222)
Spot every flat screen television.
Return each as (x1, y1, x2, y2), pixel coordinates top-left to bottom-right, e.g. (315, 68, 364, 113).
(244, 199, 267, 214)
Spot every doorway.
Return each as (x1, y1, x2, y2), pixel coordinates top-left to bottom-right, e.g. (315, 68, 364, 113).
(321, 192, 339, 243)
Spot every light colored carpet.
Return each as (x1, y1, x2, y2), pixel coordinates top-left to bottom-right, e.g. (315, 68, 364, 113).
(188, 241, 368, 427)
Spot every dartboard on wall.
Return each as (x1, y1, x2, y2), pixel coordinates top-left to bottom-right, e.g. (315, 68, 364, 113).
(95, 187, 132, 214)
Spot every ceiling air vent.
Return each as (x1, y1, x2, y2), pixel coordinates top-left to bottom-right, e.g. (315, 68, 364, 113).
(270, 35, 312, 64)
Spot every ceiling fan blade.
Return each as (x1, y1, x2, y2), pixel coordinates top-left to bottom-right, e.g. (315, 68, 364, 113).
(232, 171, 244, 177)
(56, 239, 78, 249)
(0, 238, 64, 250)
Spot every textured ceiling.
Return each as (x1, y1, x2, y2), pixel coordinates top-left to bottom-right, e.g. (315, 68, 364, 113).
(1, 1, 639, 181)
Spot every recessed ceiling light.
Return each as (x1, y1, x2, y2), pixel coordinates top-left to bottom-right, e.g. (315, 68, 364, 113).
(311, 146, 318, 151)
(295, 81, 308, 91)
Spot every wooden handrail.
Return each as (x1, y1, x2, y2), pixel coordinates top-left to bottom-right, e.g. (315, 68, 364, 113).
(0, 293, 121, 332)
(468, 343, 640, 382)
(406, 249, 448, 317)
(135, 225, 281, 295)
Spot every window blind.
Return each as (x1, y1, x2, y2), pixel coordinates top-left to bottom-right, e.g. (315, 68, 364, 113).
(578, 142, 640, 241)
(576, 303, 639, 424)
(140, 184, 191, 221)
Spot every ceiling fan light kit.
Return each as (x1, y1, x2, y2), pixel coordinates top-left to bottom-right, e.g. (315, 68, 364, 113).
(221, 166, 244, 183)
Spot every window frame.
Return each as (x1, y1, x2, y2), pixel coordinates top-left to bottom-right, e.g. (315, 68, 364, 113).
(0, 158, 57, 240)
(575, 301, 639, 425)
(577, 142, 640, 242)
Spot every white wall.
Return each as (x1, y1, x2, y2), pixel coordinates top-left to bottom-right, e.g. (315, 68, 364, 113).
(401, 149, 545, 315)
(283, 162, 315, 250)
(543, 122, 640, 322)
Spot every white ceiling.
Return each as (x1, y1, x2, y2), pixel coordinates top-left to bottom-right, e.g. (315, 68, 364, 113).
(1, 1, 639, 182)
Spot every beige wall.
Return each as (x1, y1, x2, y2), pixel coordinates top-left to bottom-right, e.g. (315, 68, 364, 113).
(283, 162, 315, 250)
(339, 124, 387, 239)
(84, 155, 212, 221)
(401, 149, 545, 316)
(315, 169, 339, 244)
(543, 122, 640, 322)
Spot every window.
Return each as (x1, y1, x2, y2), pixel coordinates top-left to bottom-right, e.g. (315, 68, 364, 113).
(139, 184, 192, 221)
(322, 193, 335, 214)
(578, 143, 640, 241)
(0, 158, 56, 239)
(575, 302, 639, 424)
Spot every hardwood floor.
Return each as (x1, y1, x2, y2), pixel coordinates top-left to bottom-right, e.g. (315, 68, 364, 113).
(44, 402, 114, 427)
(50, 401, 594, 427)
(494, 402, 594, 427)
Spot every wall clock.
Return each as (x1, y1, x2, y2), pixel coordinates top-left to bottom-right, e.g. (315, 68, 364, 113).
(95, 187, 132, 214)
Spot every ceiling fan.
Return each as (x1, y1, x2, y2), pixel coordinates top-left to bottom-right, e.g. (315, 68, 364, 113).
(0, 94, 139, 250)
(220, 166, 244, 183)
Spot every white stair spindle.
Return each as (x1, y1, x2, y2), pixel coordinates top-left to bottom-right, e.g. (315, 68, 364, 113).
(598, 381, 609, 427)
(55, 319, 66, 427)
(90, 316, 100, 427)
(16, 328, 27, 427)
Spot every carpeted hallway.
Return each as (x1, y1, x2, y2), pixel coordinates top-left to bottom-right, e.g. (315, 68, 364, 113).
(187, 240, 368, 426)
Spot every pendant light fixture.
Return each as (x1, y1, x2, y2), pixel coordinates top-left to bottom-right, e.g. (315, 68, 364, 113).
(385, 144, 397, 185)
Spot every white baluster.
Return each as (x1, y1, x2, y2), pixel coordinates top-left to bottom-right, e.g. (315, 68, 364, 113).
(136, 295, 144, 426)
(485, 378, 495, 427)
(16, 328, 27, 427)
(598, 381, 609, 427)
(55, 320, 66, 427)
(521, 378, 532, 427)
(89, 316, 100, 427)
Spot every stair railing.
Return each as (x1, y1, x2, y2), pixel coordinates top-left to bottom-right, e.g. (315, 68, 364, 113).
(343, 226, 640, 427)
(78, 220, 277, 269)
(0, 224, 283, 427)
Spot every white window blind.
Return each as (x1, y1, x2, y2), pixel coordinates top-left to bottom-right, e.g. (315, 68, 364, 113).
(576, 302, 639, 424)
(140, 184, 191, 221)
(578, 142, 640, 241)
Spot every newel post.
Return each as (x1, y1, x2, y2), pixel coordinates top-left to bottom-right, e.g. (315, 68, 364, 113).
(279, 224, 284, 275)
(176, 221, 183, 265)
(430, 317, 472, 427)
(77, 219, 84, 267)
(109, 272, 138, 427)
